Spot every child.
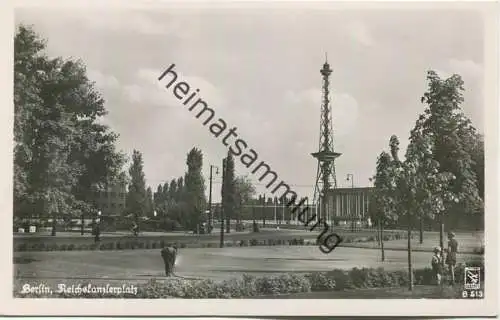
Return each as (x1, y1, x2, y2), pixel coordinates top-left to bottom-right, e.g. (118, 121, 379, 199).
(431, 246, 443, 285)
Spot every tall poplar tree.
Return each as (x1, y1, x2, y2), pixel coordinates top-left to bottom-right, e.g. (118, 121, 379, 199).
(184, 148, 207, 232)
(126, 150, 147, 225)
(222, 152, 236, 233)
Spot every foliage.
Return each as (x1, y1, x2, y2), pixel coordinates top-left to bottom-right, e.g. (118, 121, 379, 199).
(222, 152, 236, 232)
(417, 70, 483, 228)
(183, 148, 207, 231)
(13, 25, 125, 229)
(14, 260, 484, 299)
(125, 150, 147, 223)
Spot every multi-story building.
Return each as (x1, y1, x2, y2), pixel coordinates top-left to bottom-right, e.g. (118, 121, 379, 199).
(92, 181, 127, 217)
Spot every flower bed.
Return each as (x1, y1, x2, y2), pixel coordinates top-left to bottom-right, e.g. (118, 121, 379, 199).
(14, 260, 483, 299)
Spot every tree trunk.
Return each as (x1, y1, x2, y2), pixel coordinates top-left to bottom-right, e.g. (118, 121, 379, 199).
(225, 217, 230, 233)
(419, 215, 424, 244)
(81, 213, 84, 235)
(440, 218, 445, 268)
(51, 215, 56, 236)
(407, 212, 413, 291)
(380, 221, 385, 262)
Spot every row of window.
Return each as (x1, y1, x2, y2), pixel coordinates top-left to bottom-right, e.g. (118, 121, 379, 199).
(97, 203, 125, 209)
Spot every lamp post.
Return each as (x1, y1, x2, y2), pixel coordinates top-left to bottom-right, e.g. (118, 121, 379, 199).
(220, 158, 226, 248)
(346, 174, 354, 188)
(208, 165, 219, 232)
(94, 210, 102, 243)
(346, 174, 355, 231)
(154, 210, 157, 231)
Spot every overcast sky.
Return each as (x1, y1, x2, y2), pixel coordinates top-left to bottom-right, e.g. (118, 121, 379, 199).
(15, 5, 485, 202)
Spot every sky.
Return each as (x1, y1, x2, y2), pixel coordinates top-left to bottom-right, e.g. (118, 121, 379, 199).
(15, 5, 485, 202)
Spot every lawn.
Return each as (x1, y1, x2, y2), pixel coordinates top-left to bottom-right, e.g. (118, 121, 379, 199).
(14, 246, 480, 287)
(343, 231, 483, 253)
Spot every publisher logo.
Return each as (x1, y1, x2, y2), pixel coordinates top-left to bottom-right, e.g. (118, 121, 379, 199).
(464, 267, 481, 290)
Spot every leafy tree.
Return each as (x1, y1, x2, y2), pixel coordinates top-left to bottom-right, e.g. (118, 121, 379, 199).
(125, 150, 147, 225)
(184, 148, 207, 232)
(154, 184, 163, 213)
(14, 25, 125, 236)
(221, 152, 236, 233)
(370, 151, 395, 261)
(146, 187, 154, 217)
(234, 175, 256, 223)
(419, 71, 483, 231)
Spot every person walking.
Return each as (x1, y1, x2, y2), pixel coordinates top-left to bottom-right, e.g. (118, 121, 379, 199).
(431, 246, 443, 285)
(446, 231, 458, 284)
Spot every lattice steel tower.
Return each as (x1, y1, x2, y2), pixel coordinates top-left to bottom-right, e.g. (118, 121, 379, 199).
(311, 55, 341, 220)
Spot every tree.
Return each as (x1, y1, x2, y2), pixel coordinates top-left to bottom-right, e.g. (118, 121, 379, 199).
(154, 184, 163, 212)
(146, 187, 154, 217)
(371, 151, 396, 261)
(125, 150, 147, 226)
(234, 175, 256, 223)
(419, 71, 482, 231)
(14, 25, 125, 236)
(221, 152, 236, 233)
(184, 147, 207, 232)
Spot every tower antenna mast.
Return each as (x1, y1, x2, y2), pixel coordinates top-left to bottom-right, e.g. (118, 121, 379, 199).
(311, 54, 341, 223)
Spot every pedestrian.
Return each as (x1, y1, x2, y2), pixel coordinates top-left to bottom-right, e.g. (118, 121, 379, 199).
(160, 246, 178, 277)
(446, 231, 458, 284)
(132, 221, 139, 237)
(94, 222, 101, 243)
(431, 246, 443, 285)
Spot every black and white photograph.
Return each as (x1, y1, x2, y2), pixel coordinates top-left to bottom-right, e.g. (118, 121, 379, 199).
(2, 0, 498, 317)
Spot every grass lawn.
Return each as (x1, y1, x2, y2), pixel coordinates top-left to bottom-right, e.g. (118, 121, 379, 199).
(14, 246, 480, 287)
(343, 231, 483, 253)
(256, 285, 467, 299)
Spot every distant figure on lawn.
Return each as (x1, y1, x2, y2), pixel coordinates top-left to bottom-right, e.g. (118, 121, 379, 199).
(93, 223, 101, 243)
(131, 222, 139, 237)
(446, 231, 459, 284)
(161, 246, 178, 277)
(431, 246, 443, 285)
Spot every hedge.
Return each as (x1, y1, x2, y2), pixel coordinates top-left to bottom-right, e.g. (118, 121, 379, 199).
(14, 260, 483, 299)
(14, 232, 411, 252)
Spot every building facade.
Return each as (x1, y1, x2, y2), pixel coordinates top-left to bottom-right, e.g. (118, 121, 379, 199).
(92, 181, 127, 216)
(324, 187, 373, 224)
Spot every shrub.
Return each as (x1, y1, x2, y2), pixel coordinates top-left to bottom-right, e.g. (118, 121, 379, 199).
(235, 222, 245, 232)
(254, 274, 311, 295)
(306, 272, 336, 291)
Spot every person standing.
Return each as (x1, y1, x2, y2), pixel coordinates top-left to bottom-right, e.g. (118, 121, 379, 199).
(446, 231, 459, 284)
(431, 246, 443, 285)
(160, 246, 178, 276)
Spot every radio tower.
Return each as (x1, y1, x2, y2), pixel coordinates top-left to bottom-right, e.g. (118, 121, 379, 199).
(311, 54, 341, 221)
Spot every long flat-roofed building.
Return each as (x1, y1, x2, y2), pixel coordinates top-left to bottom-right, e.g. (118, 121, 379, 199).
(324, 187, 373, 225)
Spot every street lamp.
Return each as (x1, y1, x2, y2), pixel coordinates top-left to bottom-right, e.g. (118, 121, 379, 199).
(94, 210, 102, 243)
(208, 164, 219, 231)
(346, 174, 354, 188)
(346, 174, 355, 231)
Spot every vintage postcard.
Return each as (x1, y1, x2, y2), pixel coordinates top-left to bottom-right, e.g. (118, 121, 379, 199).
(1, 0, 498, 317)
